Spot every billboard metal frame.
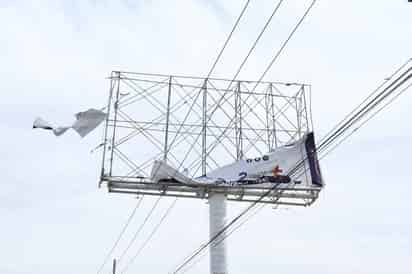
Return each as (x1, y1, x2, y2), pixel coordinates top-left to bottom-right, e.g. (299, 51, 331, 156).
(99, 71, 321, 206)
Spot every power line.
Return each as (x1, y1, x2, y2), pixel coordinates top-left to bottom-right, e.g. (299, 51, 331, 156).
(183, 204, 301, 273)
(149, 0, 289, 175)
(319, 76, 412, 160)
(163, 0, 255, 158)
(172, 59, 412, 274)
(108, 4, 254, 271)
(319, 58, 412, 148)
(230, 0, 285, 82)
(101, 1, 320, 272)
(180, 203, 266, 274)
(120, 198, 178, 273)
(183, 71, 412, 270)
(283, 62, 412, 189)
(281, 64, 411, 179)
(205, 0, 251, 79)
(117, 196, 162, 263)
(198, 0, 318, 163)
(98, 2, 267, 273)
(172, 182, 283, 274)
(287, 61, 412, 179)
(253, 0, 317, 90)
(170, 0, 288, 182)
(173, 2, 319, 271)
(182, 69, 410, 271)
(207, 0, 287, 128)
(96, 196, 144, 274)
(318, 65, 412, 153)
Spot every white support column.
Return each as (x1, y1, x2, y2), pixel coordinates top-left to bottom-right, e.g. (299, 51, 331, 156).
(209, 193, 227, 274)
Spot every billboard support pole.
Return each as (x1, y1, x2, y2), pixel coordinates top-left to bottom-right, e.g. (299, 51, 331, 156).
(209, 193, 227, 274)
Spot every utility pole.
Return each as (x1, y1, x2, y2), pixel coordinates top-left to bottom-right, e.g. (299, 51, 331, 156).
(112, 259, 117, 274)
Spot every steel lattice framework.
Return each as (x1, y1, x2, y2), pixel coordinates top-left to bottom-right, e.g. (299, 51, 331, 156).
(99, 71, 320, 206)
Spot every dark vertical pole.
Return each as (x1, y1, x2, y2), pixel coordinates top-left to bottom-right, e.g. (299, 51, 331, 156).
(112, 259, 117, 274)
(164, 76, 172, 161)
(236, 81, 243, 160)
(308, 84, 314, 131)
(201, 79, 207, 176)
(296, 86, 303, 138)
(265, 84, 271, 152)
(235, 82, 239, 160)
(302, 85, 311, 132)
(270, 83, 278, 148)
(109, 71, 121, 177)
(99, 72, 115, 187)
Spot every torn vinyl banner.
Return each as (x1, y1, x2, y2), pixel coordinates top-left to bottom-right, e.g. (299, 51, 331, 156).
(33, 108, 106, 138)
(151, 132, 323, 188)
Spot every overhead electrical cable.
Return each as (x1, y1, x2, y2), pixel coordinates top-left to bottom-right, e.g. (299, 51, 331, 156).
(318, 76, 412, 155)
(207, 0, 286, 127)
(121, 198, 178, 273)
(163, 0, 252, 156)
(115, 2, 254, 273)
(319, 81, 412, 161)
(103, 0, 323, 272)
(285, 64, 412, 191)
(318, 66, 412, 154)
(173, 2, 319, 272)
(172, 0, 288, 178)
(179, 0, 287, 159)
(281, 62, 412, 178)
(200, 0, 318, 165)
(117, 196, 162, 263)
(120, 0, 288, 184)
(180, 203, 266, 274)
(172, 59, 412, 273)
(157, 1, 256, 167)
(251, 0, 317, 91)
(183, 70, 412, 270)
(205, 0, 251, 79)
(172, 183, 283, 274)
(230, 0, 285, 82)
(96, 196, 144, 274)
(288, 62, 412, 180)
(319, 58, 412, 147)
(181, 181, 302, 273)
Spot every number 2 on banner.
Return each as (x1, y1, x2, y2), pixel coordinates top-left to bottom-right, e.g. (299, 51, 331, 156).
(238, 171, 247, 181)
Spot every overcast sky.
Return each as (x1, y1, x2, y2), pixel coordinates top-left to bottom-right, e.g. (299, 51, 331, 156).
(1, 1, 411, 274)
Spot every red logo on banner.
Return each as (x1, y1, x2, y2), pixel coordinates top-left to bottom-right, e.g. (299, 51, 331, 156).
(272, 165, 283, 177)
